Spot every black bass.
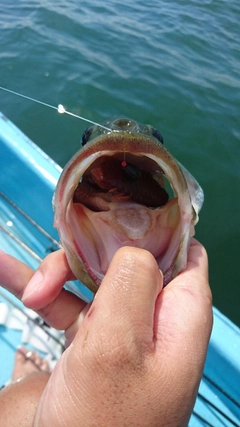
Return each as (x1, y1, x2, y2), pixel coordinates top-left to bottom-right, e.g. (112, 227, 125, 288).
(53, 118, 204, 293)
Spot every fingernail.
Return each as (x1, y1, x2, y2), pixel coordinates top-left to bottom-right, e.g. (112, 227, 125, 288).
(22, 270, 44, 301)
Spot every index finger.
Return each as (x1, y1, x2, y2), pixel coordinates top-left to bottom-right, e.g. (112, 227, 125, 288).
(0, 250, 33, 298)
(0, 250, 87, 330)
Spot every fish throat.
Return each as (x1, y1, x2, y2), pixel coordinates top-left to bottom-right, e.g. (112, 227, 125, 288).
(73, 154, 169, 210)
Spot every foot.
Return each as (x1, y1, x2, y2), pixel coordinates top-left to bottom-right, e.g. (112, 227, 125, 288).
(12, 346, 50, 381)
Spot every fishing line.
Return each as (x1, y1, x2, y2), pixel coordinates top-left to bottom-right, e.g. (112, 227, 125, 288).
(121, 151, 127, 168)
(0, 85, 111, 131)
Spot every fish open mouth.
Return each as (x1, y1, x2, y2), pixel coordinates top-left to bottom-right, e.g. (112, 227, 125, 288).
(64, 151, 182, 289)
(54, 118, 202, 293)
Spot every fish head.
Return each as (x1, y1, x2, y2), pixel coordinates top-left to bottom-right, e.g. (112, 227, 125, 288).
(53, 118, 204, 293)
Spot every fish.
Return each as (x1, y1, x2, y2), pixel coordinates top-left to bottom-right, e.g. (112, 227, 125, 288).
(53, 118, 204, 293)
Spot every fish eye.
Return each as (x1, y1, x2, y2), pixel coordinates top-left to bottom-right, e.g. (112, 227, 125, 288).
(151, 128, 164, 144)
(81, 128, 92, 146)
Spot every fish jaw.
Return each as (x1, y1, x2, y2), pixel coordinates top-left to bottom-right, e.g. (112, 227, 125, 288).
(54, 128, 203, 292)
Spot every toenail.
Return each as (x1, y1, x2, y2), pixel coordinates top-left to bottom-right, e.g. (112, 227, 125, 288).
(26, 351, 33, 359)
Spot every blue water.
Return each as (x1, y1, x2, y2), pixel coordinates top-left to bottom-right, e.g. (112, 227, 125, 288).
(0, 0, 240, 325)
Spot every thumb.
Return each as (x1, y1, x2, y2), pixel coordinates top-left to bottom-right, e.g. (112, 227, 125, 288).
(76, 246, 164, 352)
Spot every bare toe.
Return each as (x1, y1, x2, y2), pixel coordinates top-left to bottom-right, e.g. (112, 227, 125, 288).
(40, 360, 50, 373)
(11, 347, 51, 381)
(31, 352, 42, 368)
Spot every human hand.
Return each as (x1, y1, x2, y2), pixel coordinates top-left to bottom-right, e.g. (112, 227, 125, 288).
(0, 240, 212, 427)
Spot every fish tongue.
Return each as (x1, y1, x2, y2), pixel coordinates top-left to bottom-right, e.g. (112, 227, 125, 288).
(106, 202, 154, 239)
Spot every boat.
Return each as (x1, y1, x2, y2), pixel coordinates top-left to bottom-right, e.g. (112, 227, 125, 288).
(0, 111, 239, 426)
